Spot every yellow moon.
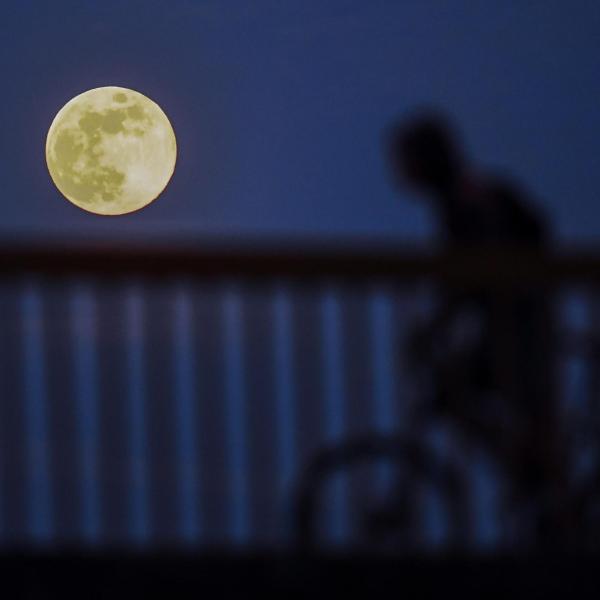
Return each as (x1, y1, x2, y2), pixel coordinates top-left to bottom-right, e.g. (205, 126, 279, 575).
(46, 86, 177, 215)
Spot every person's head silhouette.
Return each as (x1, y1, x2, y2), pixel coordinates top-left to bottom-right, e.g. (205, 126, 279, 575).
(387, 111, 464, 197)
(386, 109, 547, 246)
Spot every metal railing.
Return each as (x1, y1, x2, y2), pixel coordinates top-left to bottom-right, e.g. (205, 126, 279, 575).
(0, 241, 599, 550)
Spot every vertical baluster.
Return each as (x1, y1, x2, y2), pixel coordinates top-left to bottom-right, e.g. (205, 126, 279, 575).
(222, 283, 249, 544)
(321, 285, 347, 544)
(125, 283, 149, 543)
(273, 285, 296, 497)
(70, 281, 100, 543)
(173, 283, 201, 542)
(21, 279, 53, 542)
(369, 286, 397, 490)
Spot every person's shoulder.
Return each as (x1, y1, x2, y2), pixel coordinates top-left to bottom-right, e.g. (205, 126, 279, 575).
(480, 172, 526, 201)
(480, 171, 549, 242)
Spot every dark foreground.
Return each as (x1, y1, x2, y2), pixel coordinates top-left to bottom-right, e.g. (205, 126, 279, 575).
(1, 550, 599, 599)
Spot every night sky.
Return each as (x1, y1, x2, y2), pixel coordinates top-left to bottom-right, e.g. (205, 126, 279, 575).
(1, 2, 599, 557)
(1, 0, 599, 242)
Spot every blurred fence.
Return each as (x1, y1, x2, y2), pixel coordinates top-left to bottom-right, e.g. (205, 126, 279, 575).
(0, 243, 599, 550)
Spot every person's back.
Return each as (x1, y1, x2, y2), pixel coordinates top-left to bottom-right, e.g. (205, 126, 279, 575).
(440, 172, 551, 420)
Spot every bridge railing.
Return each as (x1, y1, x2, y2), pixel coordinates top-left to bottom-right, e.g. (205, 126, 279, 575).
(0, 242, 598, 550)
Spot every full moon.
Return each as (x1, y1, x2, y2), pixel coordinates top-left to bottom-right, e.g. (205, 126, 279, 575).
(46, 86, 177, 215)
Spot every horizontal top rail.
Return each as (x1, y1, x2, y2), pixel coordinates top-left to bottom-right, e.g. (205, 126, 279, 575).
(0, 241, 599, 285)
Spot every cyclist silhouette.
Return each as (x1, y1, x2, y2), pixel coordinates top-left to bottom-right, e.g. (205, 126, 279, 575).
(386, 111, 564, 541)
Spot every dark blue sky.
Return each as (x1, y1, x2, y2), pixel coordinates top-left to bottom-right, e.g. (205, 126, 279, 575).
(1, 0, 599, 242)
